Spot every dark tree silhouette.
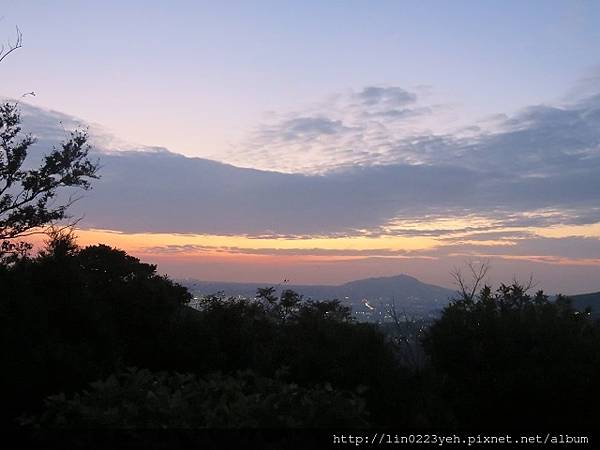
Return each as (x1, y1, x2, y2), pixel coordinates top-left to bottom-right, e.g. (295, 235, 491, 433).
(0, 103, 99, 257)
(0, 234, 192, 423)
(422, 282, 600, 429)
(0, 26, 99, 259)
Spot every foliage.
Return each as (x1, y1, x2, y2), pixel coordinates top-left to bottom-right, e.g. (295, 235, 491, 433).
(1, 234, 418, 428)
(31, 368, 367, 428)
(0, 234, 191, 423)
(422, 283, 600, 428)
(8, 232, 599, 430)
(0, 102, 98, 259)
(192, 289, 418, 426)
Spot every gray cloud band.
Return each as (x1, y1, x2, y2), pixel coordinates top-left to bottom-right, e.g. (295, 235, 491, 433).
(6, 82, 599, 238)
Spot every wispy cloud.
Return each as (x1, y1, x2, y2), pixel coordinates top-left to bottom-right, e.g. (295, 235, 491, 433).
(224, 85, 455, 173)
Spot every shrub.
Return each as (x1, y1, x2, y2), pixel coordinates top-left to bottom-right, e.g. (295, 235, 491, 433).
(32, 368, 368, 428)
(422, 284, 600, 428)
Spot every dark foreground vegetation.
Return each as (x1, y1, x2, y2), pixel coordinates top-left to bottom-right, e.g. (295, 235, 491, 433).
(2, 233, 599, 433)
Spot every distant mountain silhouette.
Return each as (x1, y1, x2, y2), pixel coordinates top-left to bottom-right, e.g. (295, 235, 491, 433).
(335, 274, 453, 301)
(569, 291, 600, 319)
(180, 274, 456, 320)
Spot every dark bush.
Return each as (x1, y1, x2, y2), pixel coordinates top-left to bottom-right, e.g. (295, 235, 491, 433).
(0, 237, 192, 423)
(31, 368, 368, 428)
(1, 235, 414, 427)
(422, 284, 600, 429)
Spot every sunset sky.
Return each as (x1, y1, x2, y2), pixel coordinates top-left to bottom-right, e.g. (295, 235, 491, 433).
(2, 0, 600, 293)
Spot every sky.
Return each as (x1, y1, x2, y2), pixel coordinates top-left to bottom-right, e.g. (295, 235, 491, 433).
(2, 0, 600, 293)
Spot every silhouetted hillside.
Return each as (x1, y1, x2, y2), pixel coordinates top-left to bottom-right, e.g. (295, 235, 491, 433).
(336, 274, 453, 302)
(569, 291, 600, 319)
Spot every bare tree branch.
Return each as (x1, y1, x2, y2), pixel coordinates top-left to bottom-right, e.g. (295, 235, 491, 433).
(0, 26, 22, 64)
(387, 297, 420, 369)
(511, 272, 537, 293)
(452, 259, 490, 301)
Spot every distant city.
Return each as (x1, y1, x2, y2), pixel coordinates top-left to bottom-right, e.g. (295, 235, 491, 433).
(181, 274, 460, 323)
(180, 273, 600, 322)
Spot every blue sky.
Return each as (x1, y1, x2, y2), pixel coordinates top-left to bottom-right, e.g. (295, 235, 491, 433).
(3, 0, 600, 157)
(2, 1, 600, 292)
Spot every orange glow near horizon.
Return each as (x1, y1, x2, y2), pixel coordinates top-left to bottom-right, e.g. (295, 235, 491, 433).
(72, 228, 439, 256)
(18, 223, 600, 291)
(23, 219, 600, 262)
